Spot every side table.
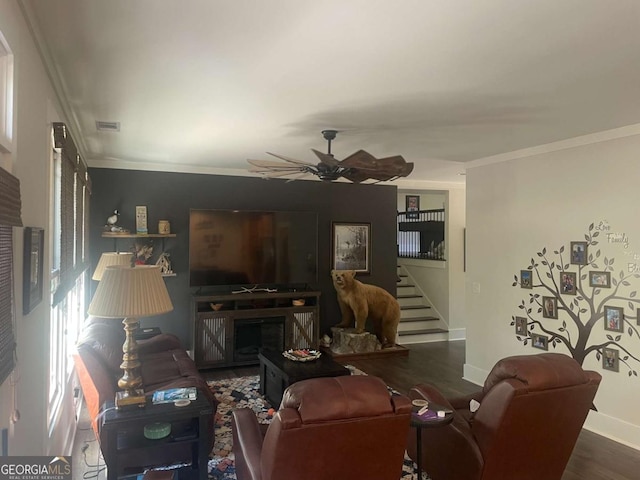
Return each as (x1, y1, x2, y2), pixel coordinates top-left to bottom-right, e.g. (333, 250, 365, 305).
(410, 404, 454, 479)
(258, 349, 350, 407)
(98, 392, 213, 480)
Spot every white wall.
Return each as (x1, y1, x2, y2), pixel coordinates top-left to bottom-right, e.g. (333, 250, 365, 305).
(465, 131, 640, 449)
(0, 0, 72, 456)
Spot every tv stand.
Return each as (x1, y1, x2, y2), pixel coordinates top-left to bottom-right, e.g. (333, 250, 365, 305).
(191, 290, 320, 369)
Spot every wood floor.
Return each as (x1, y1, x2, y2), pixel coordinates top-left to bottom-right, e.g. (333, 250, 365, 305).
(203, 341, 640, 480)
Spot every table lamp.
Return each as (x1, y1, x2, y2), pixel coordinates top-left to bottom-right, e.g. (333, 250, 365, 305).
(92, 252, 134, 281)
(87, 265, 173, 408)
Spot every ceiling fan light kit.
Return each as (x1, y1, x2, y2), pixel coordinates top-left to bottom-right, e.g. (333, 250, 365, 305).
(248, 131, 413, 183)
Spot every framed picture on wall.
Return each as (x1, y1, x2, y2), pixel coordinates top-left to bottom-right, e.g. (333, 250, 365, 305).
(542, 296, 558, 319)
(405, 195, 420, 219)
(515, 316, 528, 336)
(560, 272, 576, 295)
(589, 271, 611, 288)
(602, 347, 619, 372)
(520, 270, 533, 289)
(23, 227, 45, 315)
(570, 241, 588, 265)
(531, 333, 549, 351)
(604, 306, 624, 332)
(332, 222, 371, 274)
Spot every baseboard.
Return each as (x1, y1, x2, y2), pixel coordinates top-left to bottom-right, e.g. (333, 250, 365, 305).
(583, 410, 640, 451)
(462, 363, 487, 386)
(448, 328, 466, 341)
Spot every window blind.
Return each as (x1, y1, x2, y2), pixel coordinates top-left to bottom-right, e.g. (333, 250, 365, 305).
(0, 166, 21, 385)
(52, 122, 91, 306)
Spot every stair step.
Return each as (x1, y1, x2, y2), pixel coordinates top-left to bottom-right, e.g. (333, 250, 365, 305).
(397, 294, 422, 299)
(400, 315, 439, 323)
(398, 328, 448, 336)
(400, 304, 431, 311)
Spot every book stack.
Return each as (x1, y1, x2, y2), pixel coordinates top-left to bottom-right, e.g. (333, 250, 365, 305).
(151, 387, 197, 405)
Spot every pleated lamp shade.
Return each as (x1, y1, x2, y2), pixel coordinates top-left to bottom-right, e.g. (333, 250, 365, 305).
(92, 252, 134, 281)
(87, 265, 173, 318)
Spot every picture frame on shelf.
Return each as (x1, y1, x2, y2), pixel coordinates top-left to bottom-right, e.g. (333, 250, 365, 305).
(405, 195, 420, 219)
(23, 227, 45, 315)
(604, 306, 624, 332)
(602, 347, 619, 372)
(560, 272, 576, 295)
(570, 241, 588, 265)
(332, 222, 371, 274)
(515, 316, 528, 336)
(531, 333, 548, 351)
(589, 271, 611, 288)
(542, 296, 558, 319)
(520, 270, 532, 289)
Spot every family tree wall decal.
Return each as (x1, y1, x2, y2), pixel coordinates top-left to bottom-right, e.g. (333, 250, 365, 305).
(511, 222, 640, 380)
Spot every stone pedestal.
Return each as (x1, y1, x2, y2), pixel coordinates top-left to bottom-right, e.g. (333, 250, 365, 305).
(330, 327, 382, 355)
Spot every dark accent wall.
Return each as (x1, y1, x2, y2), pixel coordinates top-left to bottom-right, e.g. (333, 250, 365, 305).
(89, 168, 398, 348)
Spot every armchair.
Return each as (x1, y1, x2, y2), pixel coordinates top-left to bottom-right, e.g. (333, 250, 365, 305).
(406, 353, 601, 480)
(232, 375, 412, 480)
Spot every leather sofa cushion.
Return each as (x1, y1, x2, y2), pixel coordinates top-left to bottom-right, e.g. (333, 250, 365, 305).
(482, 352, 590, 393)
(281, 375, 397, 424)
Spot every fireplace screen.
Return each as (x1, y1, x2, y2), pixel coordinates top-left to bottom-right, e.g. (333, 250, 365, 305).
(234, 317, 285, 363)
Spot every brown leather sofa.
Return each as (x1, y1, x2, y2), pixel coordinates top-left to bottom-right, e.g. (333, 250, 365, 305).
(73, 318, 218, 441)
(406, 353, 601, 480)
(232, 375, 412, 480)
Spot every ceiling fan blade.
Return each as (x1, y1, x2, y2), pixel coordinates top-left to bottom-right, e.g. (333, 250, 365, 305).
(253, 168, 309, 179)
(338, 149, 378, 168)
(266, 152, 315, 166)
(248, 159, 304, 169)
(311, 149, 340, 167)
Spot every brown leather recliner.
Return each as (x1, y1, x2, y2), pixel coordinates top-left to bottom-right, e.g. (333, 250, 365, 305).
(406, 353, 601, 480)
(232, 375, 412, 480)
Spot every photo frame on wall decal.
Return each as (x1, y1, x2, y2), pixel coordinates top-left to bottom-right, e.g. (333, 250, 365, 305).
(542, 296, 558, 319)
(604, 306, 624, 333)
(520, 270, 532, 289)
(589, 271, 611, 288)
(405, 195, 420, 219)
(515, 316, 528, 336)
(23, 227, 45, 315)
(332, 222, 371, 274)
(570, 241, 588, 265)
(602, 347, 619, 372)
(531, 333, 549, 351)
(560, 272, 576, 295)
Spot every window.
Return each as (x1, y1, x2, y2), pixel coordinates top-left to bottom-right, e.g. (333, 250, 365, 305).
(48, 123, 90, 429)
(0, 30, 14, 152)
(0, 167, 22, 386)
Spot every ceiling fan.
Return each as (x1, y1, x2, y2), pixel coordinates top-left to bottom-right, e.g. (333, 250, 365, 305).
(247, 130, 414, 183)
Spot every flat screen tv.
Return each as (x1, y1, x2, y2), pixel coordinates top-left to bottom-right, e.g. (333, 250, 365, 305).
(189, 209, 318, 288)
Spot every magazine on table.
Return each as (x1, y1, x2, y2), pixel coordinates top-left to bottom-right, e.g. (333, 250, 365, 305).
(152, 387, 197, 404)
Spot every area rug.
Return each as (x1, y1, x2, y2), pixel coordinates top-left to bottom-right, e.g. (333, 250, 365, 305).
(207, 365, 421, 479)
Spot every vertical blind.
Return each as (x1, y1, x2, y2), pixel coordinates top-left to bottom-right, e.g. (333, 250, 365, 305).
(0, 166, 22, 385)
(52, 122, 91, 306)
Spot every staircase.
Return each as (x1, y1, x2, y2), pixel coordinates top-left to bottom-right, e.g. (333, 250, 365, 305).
(396, 265, 448, 344)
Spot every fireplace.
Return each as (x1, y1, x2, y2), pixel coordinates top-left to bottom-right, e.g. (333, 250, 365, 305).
(233, 316, 285, 363)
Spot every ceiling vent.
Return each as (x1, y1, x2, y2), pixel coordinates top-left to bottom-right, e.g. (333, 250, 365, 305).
(96, 121, 120, 132)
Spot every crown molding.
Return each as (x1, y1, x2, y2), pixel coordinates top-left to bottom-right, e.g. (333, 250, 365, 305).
(466, 123, 640, 170)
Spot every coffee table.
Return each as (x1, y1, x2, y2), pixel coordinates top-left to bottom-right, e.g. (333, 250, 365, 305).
(258, 349, 350, 406)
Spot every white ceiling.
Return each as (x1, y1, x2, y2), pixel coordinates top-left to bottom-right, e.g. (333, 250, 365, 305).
(23, 0, 640, 184)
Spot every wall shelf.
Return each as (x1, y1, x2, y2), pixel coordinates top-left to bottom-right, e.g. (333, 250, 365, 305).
(100, 233, 177, 277)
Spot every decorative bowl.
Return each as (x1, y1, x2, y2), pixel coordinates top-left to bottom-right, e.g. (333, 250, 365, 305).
(282, 349, 321, 362)
(292, 299, 306, 306)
